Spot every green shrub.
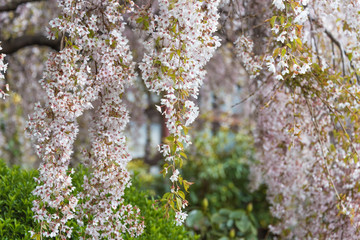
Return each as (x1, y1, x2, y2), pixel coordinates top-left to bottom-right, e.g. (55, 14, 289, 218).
(125, 129, 273, 239)
(0, 160, 197, 239)
(0, 160, 38, 240)
(123, 179, 198, 240)
(181, 129, 273, 239)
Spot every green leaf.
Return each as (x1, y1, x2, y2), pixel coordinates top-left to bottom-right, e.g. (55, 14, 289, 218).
(162, 192, 171, 200)
(177, 190, 185, 200)
(166, 136, 174, 142)
(273, 47, 280, 57)
(229, 210, 246, 219)
(280, 16, 285, 25)
(235, 217, 251, 233)
(219, 208, 232, 215)
(226, 219, 234, 228)
(143, 20, 149, 30)
(176, 197, 182, 210)
(183, 180, 192, 192)
(171, 24, 177, 33)
(211, 213, 227, 224)
(177, 157, 183, 168)
(180, 152, 187, 159)
(135, 17, 143, 24)
(270, 16, 277, 28)
(186, 210, 204, 228)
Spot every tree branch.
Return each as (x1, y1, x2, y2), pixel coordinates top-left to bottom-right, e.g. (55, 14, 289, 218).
(0, 0, 46, 12)
(309, 16, 359, 82)
(0, 34, 60, 54)
(324, 29, 346, 76)
(324, 29, 359, 82)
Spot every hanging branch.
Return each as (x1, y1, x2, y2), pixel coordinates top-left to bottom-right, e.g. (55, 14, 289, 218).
(0, 34, 60, 54)
(0, 0, 46, 12)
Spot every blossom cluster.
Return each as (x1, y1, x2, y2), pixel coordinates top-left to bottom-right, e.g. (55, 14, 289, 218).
(26, 47, 85, 239)
(139, 0, 221, 225)
(266, 0, 311, 82)
(247, 0, 360, 238)
(251, 85, 360, 238)
(234, 36, 262, 79)
(26, 0, 144, 238)
(0, 42, 8, 99)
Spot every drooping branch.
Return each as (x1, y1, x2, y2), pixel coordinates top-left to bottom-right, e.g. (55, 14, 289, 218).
(0, 0, 46, 12)
(324, 29, 346, 76)
(324, 29, 360, 82)
(0, 34, 60, 54)
(138, 0, 221, 225)
(310, 16, 359, 82)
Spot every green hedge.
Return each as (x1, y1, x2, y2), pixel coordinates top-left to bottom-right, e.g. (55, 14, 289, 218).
(0, 160, 37, 239)
(0, 160, 197, 239)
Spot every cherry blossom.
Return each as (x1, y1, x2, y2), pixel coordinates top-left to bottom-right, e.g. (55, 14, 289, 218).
(138, 0, 221, 224)
(246, 0, 360, 238)
(4, 0, 360, 238)
(0, 42, 7, 99)
(26, 0, 144, 238)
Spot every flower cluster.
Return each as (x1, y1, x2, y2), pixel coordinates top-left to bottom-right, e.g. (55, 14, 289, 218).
(26, 42, 89, 240)
(247, 0, 360, 238)
(0, 42, 8, 99)
(265, 0, 311, 82)
(139, 0, 221, 225)
(251, 85, 360, 238)
(234, 36, 262, 79)
(26, 0, 144, 238)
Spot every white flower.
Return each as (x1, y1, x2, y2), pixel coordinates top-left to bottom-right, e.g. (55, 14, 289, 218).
(156, 105, 162, 113)
(265, 56, 276, 73)
(299, 63, 310, 74)
(276, 32, 286, 43)
(170, 169, 180, 182)
(301, 0, 309, 5)
(278, 59, 287, 69)
(294, 9, 308, 24)
(175, 211, 188, 226)
(271, 24, 280, 34)
(288, 28, 297, 42)
(275, 74, 284, 81)
(273, 0, 285, 10)
(159, 144, 171, 156)
(282, 68, 289, 75)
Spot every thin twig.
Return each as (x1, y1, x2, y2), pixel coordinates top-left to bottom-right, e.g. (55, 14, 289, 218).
(305, 97, 346, 211)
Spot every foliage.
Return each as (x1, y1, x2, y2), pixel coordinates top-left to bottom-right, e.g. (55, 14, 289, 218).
(182, 129, 272, 239)
(0, 160, 37, 239)
(137, 129, 273, 239)
(123, 175, 198, 240)
(0, 160, 197, 239)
